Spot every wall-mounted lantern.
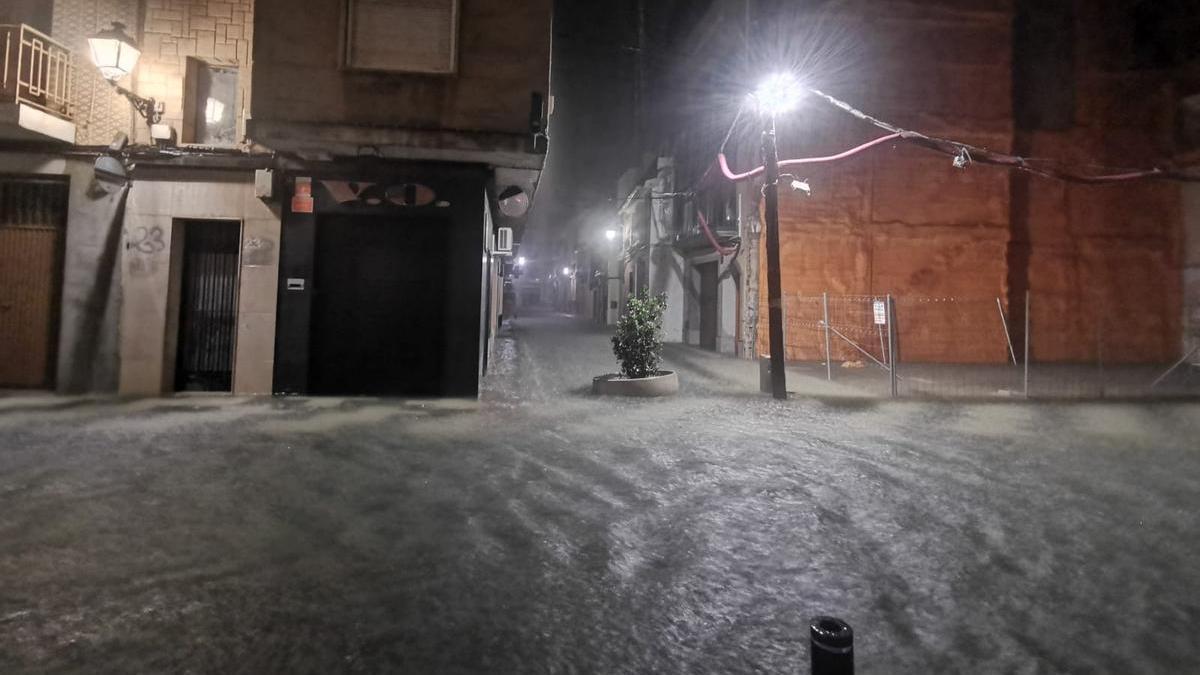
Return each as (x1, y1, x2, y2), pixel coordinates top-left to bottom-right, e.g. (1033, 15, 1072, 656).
(88, 22, 162, 128)
(87, 22, 141, 81)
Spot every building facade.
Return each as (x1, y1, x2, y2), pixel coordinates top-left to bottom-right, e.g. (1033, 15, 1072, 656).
(608, 0, 1200, 369)
(1, 0, 552, 397)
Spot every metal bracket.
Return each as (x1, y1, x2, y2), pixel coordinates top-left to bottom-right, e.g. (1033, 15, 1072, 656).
(110, 82, 162, 126)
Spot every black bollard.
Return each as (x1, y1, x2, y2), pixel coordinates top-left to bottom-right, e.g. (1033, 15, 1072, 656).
(810, 616, 853, 675)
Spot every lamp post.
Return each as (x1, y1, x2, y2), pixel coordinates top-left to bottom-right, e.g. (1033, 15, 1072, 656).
(87, 22, 161, 127)
(753, 73, 802, 400)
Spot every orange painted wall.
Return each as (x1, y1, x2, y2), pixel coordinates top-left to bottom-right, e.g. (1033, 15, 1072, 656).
(755, 1, 1183, 365)
(756, 3, 1014, 363)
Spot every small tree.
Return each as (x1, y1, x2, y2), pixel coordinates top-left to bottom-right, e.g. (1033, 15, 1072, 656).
(611, 293, 667, 378)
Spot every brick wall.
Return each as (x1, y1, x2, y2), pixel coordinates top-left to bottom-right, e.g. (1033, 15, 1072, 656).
(135, 0, 253, 144)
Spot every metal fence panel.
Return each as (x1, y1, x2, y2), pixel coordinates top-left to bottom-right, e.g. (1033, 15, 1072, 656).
(776, 292, 1200, 400)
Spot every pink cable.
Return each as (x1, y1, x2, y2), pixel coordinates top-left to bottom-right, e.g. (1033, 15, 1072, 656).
(717, 132, 902, 182)
(1081, 169, 1163, 182)
(697, 210, 737, 257)
(717, 153, 765, 181)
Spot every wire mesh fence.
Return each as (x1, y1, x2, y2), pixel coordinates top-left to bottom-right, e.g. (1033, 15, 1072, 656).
(775, 293, 1200, 400)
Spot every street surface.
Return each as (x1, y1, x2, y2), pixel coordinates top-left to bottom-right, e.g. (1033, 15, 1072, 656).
(2, 310, 1198, 673)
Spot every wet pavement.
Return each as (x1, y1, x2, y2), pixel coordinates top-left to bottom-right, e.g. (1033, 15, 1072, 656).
(2, 310, 1199, 673)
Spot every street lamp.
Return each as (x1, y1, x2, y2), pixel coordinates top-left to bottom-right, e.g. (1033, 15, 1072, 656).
(604, 228, 617, 241)
(752, 72, 804, 400)
(753, 72, 803, 116)
(517, 256, 526, 266)
(87, 22, 161, 126)
(562, 266, 571, 277)
(88, 22, 140, 80)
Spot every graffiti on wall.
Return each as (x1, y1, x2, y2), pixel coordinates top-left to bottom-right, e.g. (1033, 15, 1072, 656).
(125, 226, 166, 254)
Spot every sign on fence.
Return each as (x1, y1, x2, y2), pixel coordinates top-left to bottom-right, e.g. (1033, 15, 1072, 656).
(873, 300, 887, 325)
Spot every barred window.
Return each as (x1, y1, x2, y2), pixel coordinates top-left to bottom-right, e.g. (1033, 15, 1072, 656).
(344, 0, 459, 74)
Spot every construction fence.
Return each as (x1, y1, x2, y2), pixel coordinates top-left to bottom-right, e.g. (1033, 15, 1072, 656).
(771, 293, 1200, 399)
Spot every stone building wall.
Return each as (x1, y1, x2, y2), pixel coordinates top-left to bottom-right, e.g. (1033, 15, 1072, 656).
(40, 0, 252, 146)
(250, 0, 552, 135)
(51, 0, 140, 145)
(134, 0, 254, 145)
(120, 169, 280, 396)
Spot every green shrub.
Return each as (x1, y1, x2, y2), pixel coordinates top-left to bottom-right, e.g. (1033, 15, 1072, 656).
(611, 293, 667, 379)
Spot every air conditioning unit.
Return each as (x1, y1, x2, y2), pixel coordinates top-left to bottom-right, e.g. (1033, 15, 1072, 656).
(495, 227, 513, 255)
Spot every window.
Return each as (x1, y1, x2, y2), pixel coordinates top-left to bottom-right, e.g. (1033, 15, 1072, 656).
(183, 59, 238, 146)
(344, 0, 459, 74)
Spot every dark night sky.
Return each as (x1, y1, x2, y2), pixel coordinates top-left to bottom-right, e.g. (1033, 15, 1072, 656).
(522, 0, 643, 275)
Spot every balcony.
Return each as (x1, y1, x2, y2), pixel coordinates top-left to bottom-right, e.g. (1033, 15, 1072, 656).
(0, 24, 76, 144)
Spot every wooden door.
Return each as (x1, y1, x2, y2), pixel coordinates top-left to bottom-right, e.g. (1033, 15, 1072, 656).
(0, 178, 67, 388)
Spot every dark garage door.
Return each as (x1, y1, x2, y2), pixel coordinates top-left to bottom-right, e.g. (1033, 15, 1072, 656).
(309, 215, 448, 396)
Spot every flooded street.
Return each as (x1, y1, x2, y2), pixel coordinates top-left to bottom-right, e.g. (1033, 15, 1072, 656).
(2, 312, 1199, 673)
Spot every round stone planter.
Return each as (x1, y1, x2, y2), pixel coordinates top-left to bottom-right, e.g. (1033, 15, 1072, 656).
(592, 371, 679, 397)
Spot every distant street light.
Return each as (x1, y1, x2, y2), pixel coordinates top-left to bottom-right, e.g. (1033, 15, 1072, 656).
(604, 228, 617, 241)
(517, 256, 526, 266)
(751, 72, 804, 400)
(562, 266, 571, 276)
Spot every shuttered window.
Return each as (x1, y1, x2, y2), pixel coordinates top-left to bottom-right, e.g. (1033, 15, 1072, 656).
(345, 0, 459, 74)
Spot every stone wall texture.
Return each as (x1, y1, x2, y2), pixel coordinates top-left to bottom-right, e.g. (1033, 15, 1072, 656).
(45, 0, 251, 146)
(52, 0, 140, 145)
(135, 0, 254, 145)
(755, 0, 1185, 365)
(121, 170, 280, 396)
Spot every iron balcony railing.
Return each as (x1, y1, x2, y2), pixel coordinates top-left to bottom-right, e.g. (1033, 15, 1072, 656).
(0, 24, 74, 120)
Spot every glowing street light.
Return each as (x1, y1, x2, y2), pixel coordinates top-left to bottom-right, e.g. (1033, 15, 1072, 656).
(754, 71, 805, 401)
(87, 22, 140, 81)
(753, 72, 804, 116)
(562, 267, 571, 276)
(517, 256, 526, 266)
(88, 21, 161, 126)
(604, 228, 617, 241)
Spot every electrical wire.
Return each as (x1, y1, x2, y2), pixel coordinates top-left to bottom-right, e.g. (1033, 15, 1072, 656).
(658, 83, 1200, 263)
(696, 209, 738, 257)
(716, 132, 903, 181)
(806, 88, 1200, 184)
(682, 103, 749, 195)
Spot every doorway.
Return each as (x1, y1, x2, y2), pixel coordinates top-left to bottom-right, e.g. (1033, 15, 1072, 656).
(698, 261, 718, 351)
(0, 177, 67, 388)
(174, 219, 241, 392)
(309, 215, 449, 396)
